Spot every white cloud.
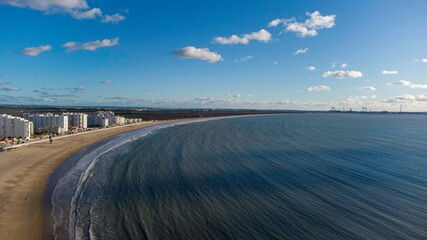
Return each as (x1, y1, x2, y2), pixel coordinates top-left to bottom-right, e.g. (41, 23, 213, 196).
(393, 80, 427, 89)
(21, 45, 52, 56)
(305, 85, 331, 92)
(323, 70, 363, 79)
(305, 11, 336, 29)
(69, 8, 101, 19)
(294, 48, 308, 55)
(415, 59, 427, 63)
(235, 55, 253, 63)
(385, 94, 427, 103)
(244, 29, 272, 42)
(382, 70, 398, 75)
(0, 0, 88, 11)
(286, 22, 317, 37)
(268, 18, 285, 27)
(101, 13, 125, 24)
(173, 46, 223, 63)
(63, 38, 119, 52)
(284, 11, 336, 37)
(340, 63, 348, 68)
(359, 86, 376, 91)
(100, 80, 113, 85)
(213, 29, 271, 45)
(213, 35, 249, 45)
(0, 0, 124, 23)
(0, 86, 19, 91)
(306, 66, 316, 71)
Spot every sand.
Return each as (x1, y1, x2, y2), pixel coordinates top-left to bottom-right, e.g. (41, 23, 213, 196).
(0, 120, 182, 240)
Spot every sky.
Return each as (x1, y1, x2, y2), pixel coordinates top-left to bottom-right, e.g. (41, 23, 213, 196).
(0, 0, 427, 111)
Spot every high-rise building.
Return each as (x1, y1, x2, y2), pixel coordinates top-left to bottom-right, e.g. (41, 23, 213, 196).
(0, 114, 33, 139)
(88, 111, 125, 127)
(88, 115, 109, 127)
(64, 113, 88, 129)
(22, 113, 68, 134)
(108, 115, 126, 126)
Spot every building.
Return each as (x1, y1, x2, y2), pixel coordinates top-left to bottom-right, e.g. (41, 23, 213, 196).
(108, 115, 126, 126)
(88, 111, 126, 127)
(88, 115, 109, 127)
(126, 118, 143, 124)
(0, 114, 33, 139)
(64, 113, 88, 129)
(23, 113, 68, 134)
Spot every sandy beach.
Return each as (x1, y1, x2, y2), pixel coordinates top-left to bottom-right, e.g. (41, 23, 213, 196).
(0, 120, 181, 240)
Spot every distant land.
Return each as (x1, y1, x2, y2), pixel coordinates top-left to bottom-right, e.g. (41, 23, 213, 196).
(0, 105, 426, 121)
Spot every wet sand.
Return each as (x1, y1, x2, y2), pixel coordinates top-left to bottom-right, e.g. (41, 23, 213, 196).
(0, 120, 181, 240)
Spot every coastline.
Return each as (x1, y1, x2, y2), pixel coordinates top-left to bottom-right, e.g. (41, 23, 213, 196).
(0, 119, 189, 240)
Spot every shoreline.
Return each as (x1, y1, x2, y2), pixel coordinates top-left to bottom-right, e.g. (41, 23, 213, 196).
(0, 119, 191, 240)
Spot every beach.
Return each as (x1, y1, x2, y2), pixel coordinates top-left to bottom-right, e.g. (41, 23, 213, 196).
(0, 120, 180, 240)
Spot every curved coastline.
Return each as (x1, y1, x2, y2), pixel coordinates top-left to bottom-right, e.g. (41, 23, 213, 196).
(0, 119, 197, 240)
(34, 113, 427, 239)
(44, 116, 234, 239)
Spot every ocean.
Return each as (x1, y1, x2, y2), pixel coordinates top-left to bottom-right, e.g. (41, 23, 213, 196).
(50, 113, 427, 240)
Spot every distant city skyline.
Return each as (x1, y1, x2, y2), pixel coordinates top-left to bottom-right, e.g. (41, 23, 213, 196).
(0, 0, 426, 111)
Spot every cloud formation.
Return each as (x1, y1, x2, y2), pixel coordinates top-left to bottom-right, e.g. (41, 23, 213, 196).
(235, 55, 253, 63)
(0, 0, 88, 11)
(306, 66, 316, 71)
(100, 80, 113, 85)
(294, 48, 308, 55)
(172, 46, 223, 63)
(213, 35, 248, 45)
(323, 70, 363, 79)
(213, 29, 271, 45)
(21, 45, 52, 56)
(0, 86, 19, 91)
(0, 0, 124, 23)
(385, 94, 427, 103)
(393, 80, 427, 89)
(382, 70, 398, 75)
(68, 85, 85, 93)
(33, 88, 73, 97)
(268, 18, 286, 27)
(359, 86, 376, 91)
(306, 85, 331, 92)
(270, 11, 336, 37)
(101, 13, 126, 24)
(63, 38, 119, 52)
(415, 59, 427, 63)
(69, 7, 101, 19)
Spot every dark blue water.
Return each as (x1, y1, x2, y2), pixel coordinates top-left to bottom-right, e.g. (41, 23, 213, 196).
(52, 114, 427, 239)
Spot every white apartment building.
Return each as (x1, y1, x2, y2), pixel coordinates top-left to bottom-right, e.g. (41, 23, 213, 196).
(108, 115, 126, 126)
(88, 111, 126, 127)
(88, 115, 109, 127)
(23, 113, 68, 134)
(126, 118, 143, 124)
(64, 113, 88, 129)
(0, 114, 33, 139)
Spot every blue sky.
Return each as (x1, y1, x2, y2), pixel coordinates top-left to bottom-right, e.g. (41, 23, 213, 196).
(0, 0, 427, 111)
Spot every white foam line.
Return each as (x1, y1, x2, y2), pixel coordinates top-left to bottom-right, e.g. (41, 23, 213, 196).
(52, 115, 249, 239)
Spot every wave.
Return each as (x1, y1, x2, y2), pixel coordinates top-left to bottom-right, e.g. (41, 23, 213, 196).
(51, 118, 222, 240)
(51, 113, 427, 239)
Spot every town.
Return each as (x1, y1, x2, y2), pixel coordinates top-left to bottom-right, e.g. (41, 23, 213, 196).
(0, 111, 144, 149)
